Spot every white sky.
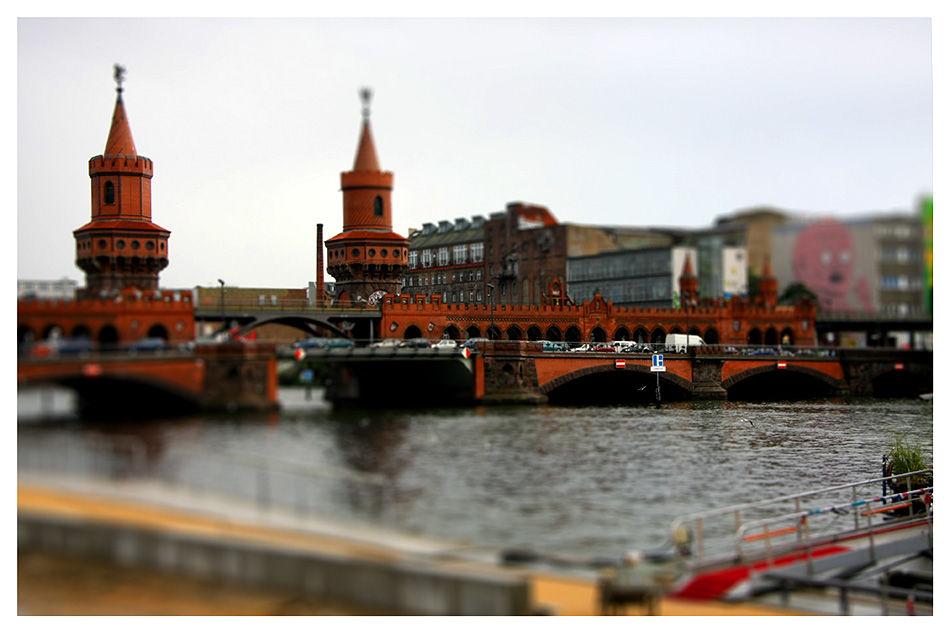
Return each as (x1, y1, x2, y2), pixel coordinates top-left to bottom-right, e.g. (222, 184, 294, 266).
(16, 6, 936, 290)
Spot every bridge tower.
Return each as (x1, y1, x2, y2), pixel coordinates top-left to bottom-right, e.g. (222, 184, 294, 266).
(758, 256, 778, 308)
(325, 89, 410, 305)
(678, 253, 699, 304)
(73, 65, 170, 299)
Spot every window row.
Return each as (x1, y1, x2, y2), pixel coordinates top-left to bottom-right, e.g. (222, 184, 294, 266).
(409, 243, 485, 269)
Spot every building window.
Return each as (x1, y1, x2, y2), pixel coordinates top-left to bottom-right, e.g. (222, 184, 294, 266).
(438, 247, 450, 266)
(454, 244, 468, 265)
(421, 250, 433, 268)
(104, 181, 115, 205)
(374, 196, 384, 217)
(409, 251, 419, 269)
(471, 242, 484, 263)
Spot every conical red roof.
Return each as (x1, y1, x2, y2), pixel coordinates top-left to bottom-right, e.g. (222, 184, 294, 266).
(104, 92, 137, 156)
(681, 253, 696, 277)
(353, 118, 381, 171)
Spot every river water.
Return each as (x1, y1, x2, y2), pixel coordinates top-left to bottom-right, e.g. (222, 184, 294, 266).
(17, 387, 933, 560)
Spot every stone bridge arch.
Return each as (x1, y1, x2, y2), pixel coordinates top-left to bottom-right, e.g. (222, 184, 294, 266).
(540, 363, 693, 396)
(20, 371, 202, 418)
(722, 364, 847, 399)
(848, 361, 932, 397)
(229, 315, 348, 339)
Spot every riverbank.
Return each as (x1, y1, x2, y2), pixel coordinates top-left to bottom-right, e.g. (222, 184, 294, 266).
(18, 477, 808, 616)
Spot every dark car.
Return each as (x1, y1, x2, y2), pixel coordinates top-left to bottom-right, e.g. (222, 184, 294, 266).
(128, 337, 167, 352)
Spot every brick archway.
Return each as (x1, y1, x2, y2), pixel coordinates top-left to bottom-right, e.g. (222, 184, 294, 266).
(539, 363, 693, 395)
(722, 364, 846, 393)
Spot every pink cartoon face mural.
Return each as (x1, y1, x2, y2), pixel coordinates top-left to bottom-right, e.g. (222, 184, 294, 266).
(792, 219, 872, 313)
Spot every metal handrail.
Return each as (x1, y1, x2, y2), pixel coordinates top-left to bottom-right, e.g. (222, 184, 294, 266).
(670, 470, 933, 566)
(734, 485, 933, 566)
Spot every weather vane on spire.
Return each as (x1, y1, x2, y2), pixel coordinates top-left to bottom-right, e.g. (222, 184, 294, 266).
(113, 64, 126, 94)
(360, 87, 373, 120)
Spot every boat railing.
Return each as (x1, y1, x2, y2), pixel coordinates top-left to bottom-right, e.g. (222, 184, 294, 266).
(734, 483, 933, 570)
(669, 470, 933, 570)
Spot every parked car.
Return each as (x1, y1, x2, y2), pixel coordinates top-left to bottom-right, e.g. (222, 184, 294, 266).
(432, 339, 458, 349)
(399, 337, 431, 349)
(324, 338, 355, 349)
(540, 340, 569, 352)
(370, 338, 400, 348)
(128, 337, 167, 353)
(461, 337, 490, 349)
(292, 337, 330, 349)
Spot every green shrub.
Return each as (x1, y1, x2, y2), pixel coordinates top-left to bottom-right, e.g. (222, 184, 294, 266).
(887, 434, 930, 479)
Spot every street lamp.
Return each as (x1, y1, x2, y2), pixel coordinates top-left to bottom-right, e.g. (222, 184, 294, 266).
(486, 283, 495, 340)
(218, 279, 225, 324)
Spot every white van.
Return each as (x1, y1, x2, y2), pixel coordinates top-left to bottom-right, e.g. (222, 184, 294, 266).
(664, 333, 705, 354)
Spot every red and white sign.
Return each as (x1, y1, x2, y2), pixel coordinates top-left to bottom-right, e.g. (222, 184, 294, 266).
(615, 359, 626, 369)
(461, 347, 472, 359)
(895, 363, 904, 371)
(777, 361, 787, 369)
(294, 348, 306, 361)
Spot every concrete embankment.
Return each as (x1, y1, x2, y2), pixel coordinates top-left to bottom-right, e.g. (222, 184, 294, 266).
(17, 476, 806, 616)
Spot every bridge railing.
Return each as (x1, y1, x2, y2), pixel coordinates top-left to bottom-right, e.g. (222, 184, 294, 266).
(195, 298, 382, 313)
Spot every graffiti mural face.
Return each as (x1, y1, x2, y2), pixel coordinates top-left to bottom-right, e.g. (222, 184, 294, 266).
(792, 220, 856, 312)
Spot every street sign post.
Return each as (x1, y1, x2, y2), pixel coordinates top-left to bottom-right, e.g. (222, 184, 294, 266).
(651, 353, 666, 372)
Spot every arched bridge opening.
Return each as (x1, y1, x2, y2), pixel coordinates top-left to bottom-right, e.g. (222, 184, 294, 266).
(871, 369, 930, 398)
(724, 366, 842, 401)
(21, 374, 201, 420)
(543, 365, 692, 406)
(228, 315, 349, 340)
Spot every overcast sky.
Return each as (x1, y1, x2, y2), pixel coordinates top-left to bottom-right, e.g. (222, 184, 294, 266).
(17, 11, 934, 290)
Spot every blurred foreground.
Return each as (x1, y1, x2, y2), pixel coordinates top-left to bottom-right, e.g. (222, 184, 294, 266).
(18, 549, 380, 616)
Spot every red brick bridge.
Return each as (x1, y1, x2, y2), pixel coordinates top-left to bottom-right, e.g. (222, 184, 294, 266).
(17, 343, 279, 419)
(317, 342, 932, 407)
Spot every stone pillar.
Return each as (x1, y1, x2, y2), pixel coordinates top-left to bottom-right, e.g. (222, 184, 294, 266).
(481, 341, 547, 405)
(689, 354, 728, 400)
(197, 342, 279, 412)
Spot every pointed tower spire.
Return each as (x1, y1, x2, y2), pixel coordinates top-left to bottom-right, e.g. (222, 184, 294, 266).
(678, 251, 699, 305)
(352, 87, 381, 171)
(758, 255, 777, 307)
(104, 64, 137, 156)
(681, 253, 695, 277)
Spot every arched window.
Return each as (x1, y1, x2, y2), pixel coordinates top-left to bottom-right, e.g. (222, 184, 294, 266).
(104, 181, 115, 205)
(374, 196, 384, 217)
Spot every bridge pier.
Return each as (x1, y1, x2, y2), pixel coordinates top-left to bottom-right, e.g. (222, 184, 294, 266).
(688, 356, 728, 400)
(481, 342, 547, 405)
(197, 342, 279, 413)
